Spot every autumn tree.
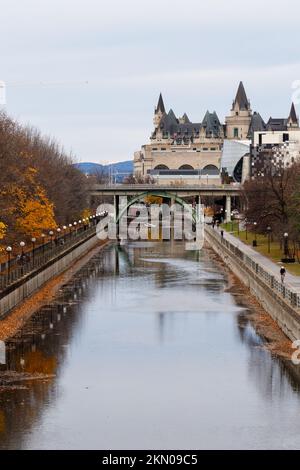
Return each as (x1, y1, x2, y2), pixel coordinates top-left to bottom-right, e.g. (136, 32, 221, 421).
(243, 163, 300, 240)
(0, 111, 89, 245)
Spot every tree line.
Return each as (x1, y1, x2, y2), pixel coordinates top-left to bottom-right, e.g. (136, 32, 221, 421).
(0, 111, 89, 250)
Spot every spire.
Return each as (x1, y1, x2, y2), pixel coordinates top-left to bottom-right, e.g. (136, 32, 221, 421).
(155, 93, 165, 114)
(288, 102, 298, 124)
(178, 112, 190, 124)
(233, 81, 249, 110)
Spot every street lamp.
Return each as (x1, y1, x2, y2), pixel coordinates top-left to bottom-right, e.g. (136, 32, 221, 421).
(283, 232, 289, 257)
(68, 223, 72, 239)
(31, 237, 36, 266)
(6, 246, 12, 279)
(63, 225, 67, 241)
(20, 241, 25, 273)
(20, 241, 25, 256)
(266, 226, 271, 254)
(49, 230, 54, 247)
(41, 233, 46, 255)
(253, 222, 257, 246)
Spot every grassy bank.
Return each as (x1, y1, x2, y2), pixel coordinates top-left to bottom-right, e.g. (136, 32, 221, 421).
(221, 221, 300, 276)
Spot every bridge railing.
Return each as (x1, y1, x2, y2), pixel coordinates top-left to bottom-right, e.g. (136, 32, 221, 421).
(205, 224, 300, 309)
(91, 183, 241, 191)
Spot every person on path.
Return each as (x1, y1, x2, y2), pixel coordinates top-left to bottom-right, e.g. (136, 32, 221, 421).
(280, 266, 286, 283)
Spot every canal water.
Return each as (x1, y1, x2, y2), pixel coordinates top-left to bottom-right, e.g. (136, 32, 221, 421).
(1, 241, 300, 450)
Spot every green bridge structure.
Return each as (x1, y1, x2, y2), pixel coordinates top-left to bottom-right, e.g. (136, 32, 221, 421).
(89, 183, 242, 224)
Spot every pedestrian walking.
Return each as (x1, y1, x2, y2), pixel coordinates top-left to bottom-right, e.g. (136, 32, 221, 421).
(280, 266, 286, 283)
(220, 229, 224, 239)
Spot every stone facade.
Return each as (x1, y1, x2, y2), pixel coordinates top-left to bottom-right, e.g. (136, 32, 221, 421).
(134, 82, 260, 184)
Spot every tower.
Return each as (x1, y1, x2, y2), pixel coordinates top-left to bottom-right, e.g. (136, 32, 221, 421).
(153, 93, 166, 127)
(225, 81, 252, 140)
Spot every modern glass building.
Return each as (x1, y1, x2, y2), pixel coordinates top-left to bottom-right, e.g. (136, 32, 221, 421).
(220, 139, 250, 182)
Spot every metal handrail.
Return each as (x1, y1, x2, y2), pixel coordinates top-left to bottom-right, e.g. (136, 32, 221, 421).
(0, 221, 99, 293)
(205, 225, 300, 309)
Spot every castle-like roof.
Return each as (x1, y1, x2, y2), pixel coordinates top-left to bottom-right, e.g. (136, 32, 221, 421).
(266, 118, 287, 131)
(247, 112, 266, 139)
(153, 107, 223, 140)
(233, 81, 250, 110)
(181, 113, 190, 123)
(155, 93, 165, 114)
(288, 102, 298, 124)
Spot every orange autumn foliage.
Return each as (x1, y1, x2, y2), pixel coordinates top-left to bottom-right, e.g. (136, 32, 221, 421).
(16, 186, 57, 237)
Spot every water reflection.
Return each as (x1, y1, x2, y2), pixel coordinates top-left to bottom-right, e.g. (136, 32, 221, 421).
(0, 242, 300, 449)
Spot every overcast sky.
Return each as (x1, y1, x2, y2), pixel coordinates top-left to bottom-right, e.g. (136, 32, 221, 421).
(1, 0, 300, 163)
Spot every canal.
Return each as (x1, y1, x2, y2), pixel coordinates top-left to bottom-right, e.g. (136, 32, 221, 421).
(1, 240, 300, 449)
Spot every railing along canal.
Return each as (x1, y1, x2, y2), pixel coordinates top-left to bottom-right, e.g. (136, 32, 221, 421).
(205, 225, 300, 309)
(0, 219, 100, 293)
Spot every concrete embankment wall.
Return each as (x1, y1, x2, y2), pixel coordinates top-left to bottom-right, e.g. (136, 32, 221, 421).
(205, 226, 300, 342)
(0, 234, 101, 318)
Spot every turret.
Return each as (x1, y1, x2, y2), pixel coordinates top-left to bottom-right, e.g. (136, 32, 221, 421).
(153, 93, 166, 127)
(287, 102, 299, 128)
(225, 81, 252, 140)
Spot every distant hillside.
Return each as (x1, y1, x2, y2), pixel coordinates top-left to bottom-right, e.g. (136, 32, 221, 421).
(74, 160, 133, 182)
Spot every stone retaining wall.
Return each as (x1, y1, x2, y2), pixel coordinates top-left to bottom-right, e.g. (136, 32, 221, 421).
(0, 234, 100, 318)
(205, 225, 300, 341)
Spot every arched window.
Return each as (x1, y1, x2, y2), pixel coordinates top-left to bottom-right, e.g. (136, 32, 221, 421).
(154, 164, 169, 170)
(178, 164, 194, 170)
(202, 164, 219, 175)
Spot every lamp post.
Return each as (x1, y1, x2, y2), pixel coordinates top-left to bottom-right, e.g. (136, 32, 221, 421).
(63, 225, 67, 242)
(68, 223, 72, 239)
(20, 241, 25, 256)
(231, 212, 234, 232)
(6, 246, 12, 280)
(73, 221, 77, 235)
(245, 219, 248, 240)
(266, 226, 271, 254)
(20, 241, 25, 273)
(41, 233, 46, 255)
(283, 232, 289, 257)
(253, 222, 257, 246)
(31, 237, 36, 266)
(56, 227, 61, 244)
(49, 230, 54, 248)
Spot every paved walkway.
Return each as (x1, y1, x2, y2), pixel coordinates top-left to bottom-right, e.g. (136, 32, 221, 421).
(213, 227, 300, 293)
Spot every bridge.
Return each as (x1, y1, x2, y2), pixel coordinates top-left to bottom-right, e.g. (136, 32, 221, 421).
(89, 184, 242, 222)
